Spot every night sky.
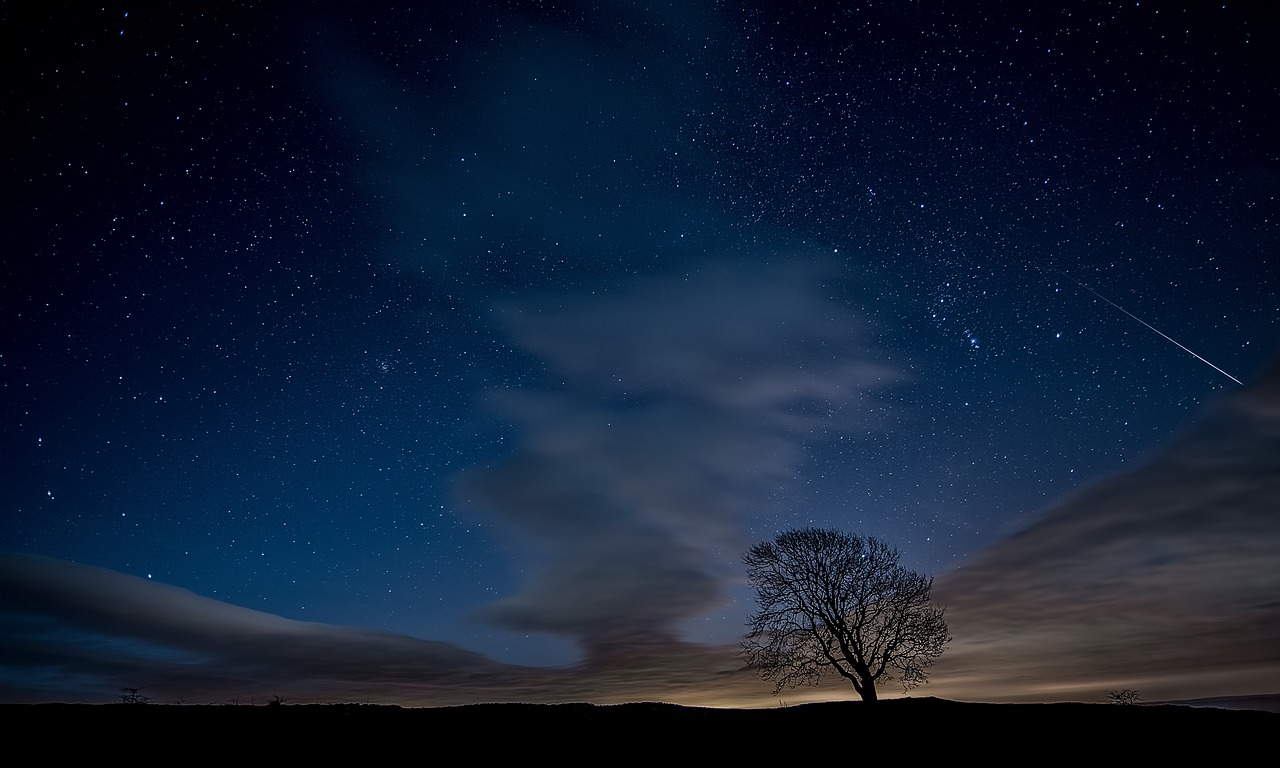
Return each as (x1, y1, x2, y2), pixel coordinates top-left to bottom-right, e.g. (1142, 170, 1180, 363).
(3, 1, 1277, 707)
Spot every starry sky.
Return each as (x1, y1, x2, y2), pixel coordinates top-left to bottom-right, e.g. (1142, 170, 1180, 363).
(2, 1, 1277, 707)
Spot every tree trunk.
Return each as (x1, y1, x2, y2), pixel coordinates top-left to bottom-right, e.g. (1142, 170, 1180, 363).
(857, 678, 878, 702)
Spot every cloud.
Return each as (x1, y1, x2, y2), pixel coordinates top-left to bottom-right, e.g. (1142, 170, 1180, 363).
(302, 0, 908, 685)
(0, 552, 778, 706)
(312, 1, 719, 276)
(458, 260, 900, 659)
(0, 553, 521, 704)
(927, 355, 1280, 703)
(4, 358, 1277, 707)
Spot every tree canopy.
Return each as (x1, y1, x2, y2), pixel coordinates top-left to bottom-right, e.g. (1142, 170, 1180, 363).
(742, 528, 950, 702)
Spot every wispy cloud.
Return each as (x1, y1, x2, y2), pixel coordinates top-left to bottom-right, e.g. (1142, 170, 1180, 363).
(458, 260, 899, 659)
(0, 552, 774, 706)
(313, 1, 718, 276)
(928, 357, 1280, 702)
(0, 553, 518, 704)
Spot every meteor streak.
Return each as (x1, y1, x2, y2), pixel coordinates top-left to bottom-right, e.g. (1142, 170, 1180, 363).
(1053, 268, 1243, 386)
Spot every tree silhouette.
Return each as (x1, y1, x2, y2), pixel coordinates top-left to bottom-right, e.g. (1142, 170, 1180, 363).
(1106, 689, 1141, 705)
(742, 528, 950, 702)
(119, 687, 150, 704)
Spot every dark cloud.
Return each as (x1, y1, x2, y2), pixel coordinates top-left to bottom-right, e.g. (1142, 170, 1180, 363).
(928, 356, 1280, 703)
(0, 553, 518, 704)
(459, 260, 900, 658)
(315, 2, 718, 276)
(0, 552, 772, 706)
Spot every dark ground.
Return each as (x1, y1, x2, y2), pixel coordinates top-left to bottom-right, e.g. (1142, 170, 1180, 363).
(7, 697, 1275, 760)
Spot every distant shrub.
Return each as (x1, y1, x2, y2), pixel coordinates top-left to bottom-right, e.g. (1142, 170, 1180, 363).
(1106, 689, 1141, 705)
(119, 688, 150, 705)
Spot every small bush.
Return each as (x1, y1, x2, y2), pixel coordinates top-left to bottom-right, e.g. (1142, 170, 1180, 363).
(1105, 689, 1141, 705)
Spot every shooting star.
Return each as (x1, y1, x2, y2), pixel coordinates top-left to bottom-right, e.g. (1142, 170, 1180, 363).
(1052, 267, 1243, 386)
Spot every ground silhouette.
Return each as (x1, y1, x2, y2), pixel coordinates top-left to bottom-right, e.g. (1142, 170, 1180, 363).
(4, 697, 1273, 760)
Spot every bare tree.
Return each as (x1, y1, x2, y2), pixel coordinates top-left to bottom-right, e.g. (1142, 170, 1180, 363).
(119, 687, 150, 704)
(1106, 689, 1141, 705)
(742, 528, 950, 702)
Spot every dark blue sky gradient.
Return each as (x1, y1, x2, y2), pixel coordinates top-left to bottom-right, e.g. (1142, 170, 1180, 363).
(3, 1, 1277, 705)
